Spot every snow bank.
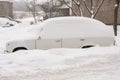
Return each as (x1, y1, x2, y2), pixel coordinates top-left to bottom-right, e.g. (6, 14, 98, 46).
(0, 47, 120, 80)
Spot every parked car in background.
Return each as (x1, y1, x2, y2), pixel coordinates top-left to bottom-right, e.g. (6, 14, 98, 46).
(5, 17, 115, 53)
(0, 16, 21, 27)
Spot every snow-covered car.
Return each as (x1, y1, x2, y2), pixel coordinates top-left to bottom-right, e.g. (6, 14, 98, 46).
(5, 17, 115, 53)
(0, 16, 21, 27)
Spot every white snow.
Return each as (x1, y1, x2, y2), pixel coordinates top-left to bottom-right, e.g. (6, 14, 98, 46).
(116, 26, 120, 46)
(41, 17, 114, 39)
(0, 23, 42, 53)
(18, 18, 37, 25)
(0, 17, 17, 27)
(115, 4, 118, 7)
(0, 47, 120, 80)
(0, 0, 10, 1)
(0, 17, 120, 80)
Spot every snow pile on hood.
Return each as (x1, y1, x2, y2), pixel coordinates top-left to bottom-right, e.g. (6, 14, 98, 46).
(0, 23, 42, 53)
(0, 47, 120, 80)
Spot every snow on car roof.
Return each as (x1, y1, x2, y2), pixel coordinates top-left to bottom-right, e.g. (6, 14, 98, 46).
(40, 17, 114, 39)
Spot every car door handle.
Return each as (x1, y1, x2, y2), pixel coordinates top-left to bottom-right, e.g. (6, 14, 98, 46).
(56, 40, 61, 42)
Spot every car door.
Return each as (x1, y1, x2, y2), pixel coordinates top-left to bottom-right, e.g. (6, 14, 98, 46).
(36, 38, 61, 50)
(62, 38, 84, 48)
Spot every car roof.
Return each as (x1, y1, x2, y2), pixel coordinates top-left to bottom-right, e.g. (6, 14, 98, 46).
(40, 17, 114, 39)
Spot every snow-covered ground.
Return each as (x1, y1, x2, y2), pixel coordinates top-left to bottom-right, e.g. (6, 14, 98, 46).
(0, 47, 120, 80)
(0, 19, 120, 80)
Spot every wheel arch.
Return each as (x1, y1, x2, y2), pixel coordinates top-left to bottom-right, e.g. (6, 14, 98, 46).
(12, 47, 27, 52)
(81, 44, 98, 48)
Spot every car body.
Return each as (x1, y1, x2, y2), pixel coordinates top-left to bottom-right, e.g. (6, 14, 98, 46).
(6, 17, 115, 53)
